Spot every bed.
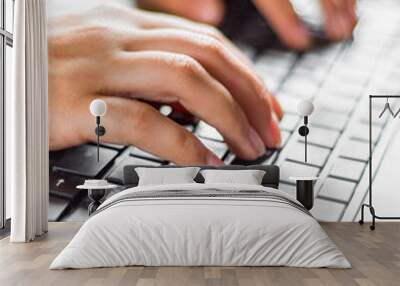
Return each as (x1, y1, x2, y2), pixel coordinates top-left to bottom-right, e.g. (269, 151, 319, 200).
(50, 165, 350, 269)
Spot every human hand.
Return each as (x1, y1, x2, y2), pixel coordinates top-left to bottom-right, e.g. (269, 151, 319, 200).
(137, 0, 357, 50)
(48, 4, 282, 166)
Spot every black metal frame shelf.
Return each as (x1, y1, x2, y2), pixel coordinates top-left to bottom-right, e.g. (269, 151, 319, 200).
(359, 95, 400, 231)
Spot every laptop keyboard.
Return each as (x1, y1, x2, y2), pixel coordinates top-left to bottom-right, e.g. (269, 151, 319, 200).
(51, 145, 119, 177)
(49, 0, 400, 222)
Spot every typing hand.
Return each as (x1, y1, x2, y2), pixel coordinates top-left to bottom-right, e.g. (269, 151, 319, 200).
(48, 4, 282, 166)
(137, 0, 357, 50)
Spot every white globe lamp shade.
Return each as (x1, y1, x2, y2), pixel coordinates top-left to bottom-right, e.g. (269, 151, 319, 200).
(297, 100, 314, 116)
(90, 99, 107, 117)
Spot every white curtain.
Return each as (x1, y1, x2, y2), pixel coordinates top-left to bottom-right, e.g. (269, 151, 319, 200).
(9, 0, 49, 242)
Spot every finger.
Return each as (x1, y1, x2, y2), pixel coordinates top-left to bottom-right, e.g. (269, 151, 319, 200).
(121, 29, 281, 147)
(95, 51, 266, 159)
(320, 0, 356, 41)
(133, 9, 253, 67)
(344, 0, 357, 29)
(78, 96, 224, 166)
(137, 19, 284, 122)
(85, 4, 246, 67)
(252, 0, 312, 50)
(137, 0, 225, 25)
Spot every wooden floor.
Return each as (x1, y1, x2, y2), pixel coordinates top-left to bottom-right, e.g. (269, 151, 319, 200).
(0, 222, 399, 286)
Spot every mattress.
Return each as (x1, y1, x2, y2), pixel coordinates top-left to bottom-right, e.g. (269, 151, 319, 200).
(50, 183, 351, 269)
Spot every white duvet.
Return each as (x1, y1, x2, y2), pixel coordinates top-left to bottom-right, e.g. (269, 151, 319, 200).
(50, 183, 350, 269)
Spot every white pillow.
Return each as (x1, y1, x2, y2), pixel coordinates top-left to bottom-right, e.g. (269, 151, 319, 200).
(135, 167, 200, 186)
(200, 169, 266, 185)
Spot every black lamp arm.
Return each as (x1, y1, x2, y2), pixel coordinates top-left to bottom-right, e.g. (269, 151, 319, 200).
(94, 116, 106, 162)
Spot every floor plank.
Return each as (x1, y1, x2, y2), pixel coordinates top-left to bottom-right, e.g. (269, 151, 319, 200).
(0, 222, 399, 286)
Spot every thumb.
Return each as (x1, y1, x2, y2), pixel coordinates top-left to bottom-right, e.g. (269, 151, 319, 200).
(137, 0, 225, 25)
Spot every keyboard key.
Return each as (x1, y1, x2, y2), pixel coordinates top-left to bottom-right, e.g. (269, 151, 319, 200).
(232, 149, 277, 166)
(349, 122, 382, 143)
(130, 146, 164, 162)
(339, 140, 370, 162)
(281, 130, 291, 147)
(330, 158, 365, 181)
(299, 126, 340, 148)
(184, 125, 195, 132)
(255, 60, 288, 92)
(279, 183, 296, 198)
(62, 199, 89, 222)
(256, 50, 296, 70)
(313, 95, 356, 115)
(279, 77, 317, 99)
(367, 73, 400, 94)
(318, 178, 356, 203)
(49, 196, 70, 222)
(236, 43, 255, 58)
(329, 66, 368, 86)
(223, 152, 235, 165)
(259, 75, 280, 93)
(322, 79, 364, 99)
(107, 156, 160, 185)
(280, 161, 319, 183)
(360, 107, 388, 127)
(343, 52, 381, 74)
(279, 114, 299, 131)
(312, 42, 342, 63)
(289, 67, 323, 82)
(262, 150, 279, 165)
(52, 145, 119, 178)
(311, 198, 346, 221)
(198, 137, 228, 159)
(195, 121, 223, 141)
(311, 109, 348, 130)
(276, 95, 300, 114)
(293, 56, 322, 73)
(287, 143, 330, 167)
(329, 59, 370, 84)
(255, 61, 289, 77)
(49, 173, 83, 200)
(99, 143, 126, 150)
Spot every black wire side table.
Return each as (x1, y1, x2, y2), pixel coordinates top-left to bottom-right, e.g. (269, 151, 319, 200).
(359, 95, 400, 230)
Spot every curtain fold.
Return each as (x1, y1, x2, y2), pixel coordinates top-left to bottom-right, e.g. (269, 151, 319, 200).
(9, 0, 49, 242)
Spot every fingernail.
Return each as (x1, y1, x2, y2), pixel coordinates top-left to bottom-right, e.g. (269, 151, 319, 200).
(196, 4, 224, 24)
(261, 89, 284, 125)
(265, 114, 281, 149)
(249, 127, 266, 157)
(346, 3, 357, 24)
(272, 114, 282, 147)
(206, 153, 224, 166)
